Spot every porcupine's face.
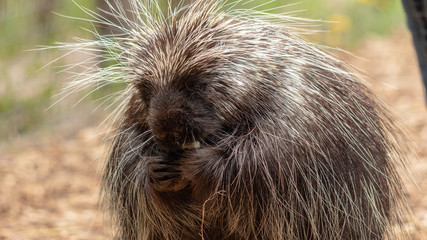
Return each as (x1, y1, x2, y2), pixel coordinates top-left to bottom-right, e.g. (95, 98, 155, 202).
(135, 71, 220, 151)
(128, 14, 245, 152)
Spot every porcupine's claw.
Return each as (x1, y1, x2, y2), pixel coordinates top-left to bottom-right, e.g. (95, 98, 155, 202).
(148, 154, 189, 192)
(182, 141, 200, 150)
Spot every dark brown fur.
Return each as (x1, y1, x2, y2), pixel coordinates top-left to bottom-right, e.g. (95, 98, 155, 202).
(98, 1, 409, 239)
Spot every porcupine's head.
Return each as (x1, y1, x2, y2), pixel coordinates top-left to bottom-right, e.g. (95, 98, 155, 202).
(121, 0, 314, 153)
(122, 0, 265, 152)
(129, 16, 225, 151)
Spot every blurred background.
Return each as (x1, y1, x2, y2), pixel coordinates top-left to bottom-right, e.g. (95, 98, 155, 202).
(0, 0, 425, 239)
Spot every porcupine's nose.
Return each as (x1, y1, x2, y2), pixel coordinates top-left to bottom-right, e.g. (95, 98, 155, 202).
(147, 90, 201, 151)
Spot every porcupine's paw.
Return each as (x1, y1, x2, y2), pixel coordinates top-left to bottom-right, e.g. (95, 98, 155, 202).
(179, 146, 222, 201)
(148, 154, 189, 192)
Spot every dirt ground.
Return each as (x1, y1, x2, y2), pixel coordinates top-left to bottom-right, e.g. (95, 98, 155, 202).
(0, 30, 426, 239)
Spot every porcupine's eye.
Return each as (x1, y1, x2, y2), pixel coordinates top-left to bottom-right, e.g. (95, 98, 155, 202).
(193, 82, 209, 93)
(136, 79, 156, 105)
(176, 73, 211, 95)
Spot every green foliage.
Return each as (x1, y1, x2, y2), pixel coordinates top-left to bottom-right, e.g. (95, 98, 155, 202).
(0, 0, 98, 139)
(226, 0, 405, 47)
(0, 78, 54, 137)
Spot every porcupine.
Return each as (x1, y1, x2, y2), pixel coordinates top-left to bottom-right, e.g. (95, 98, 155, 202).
(65, 0, 410, 239)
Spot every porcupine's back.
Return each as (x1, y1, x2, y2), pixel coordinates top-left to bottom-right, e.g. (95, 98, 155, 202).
(78, 0, 413, 239)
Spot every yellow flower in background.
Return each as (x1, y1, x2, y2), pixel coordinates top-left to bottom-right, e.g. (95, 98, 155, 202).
(328, 14, 352, 33)
(356, 0, 389, 9)
(356, 0, 375, 5)
(326, 14, 352, 46)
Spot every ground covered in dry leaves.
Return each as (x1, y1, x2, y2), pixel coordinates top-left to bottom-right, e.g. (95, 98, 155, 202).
(0, 30, 426, 239)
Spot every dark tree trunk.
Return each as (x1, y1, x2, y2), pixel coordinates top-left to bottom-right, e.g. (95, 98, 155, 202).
(36, 0, 54, 36)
